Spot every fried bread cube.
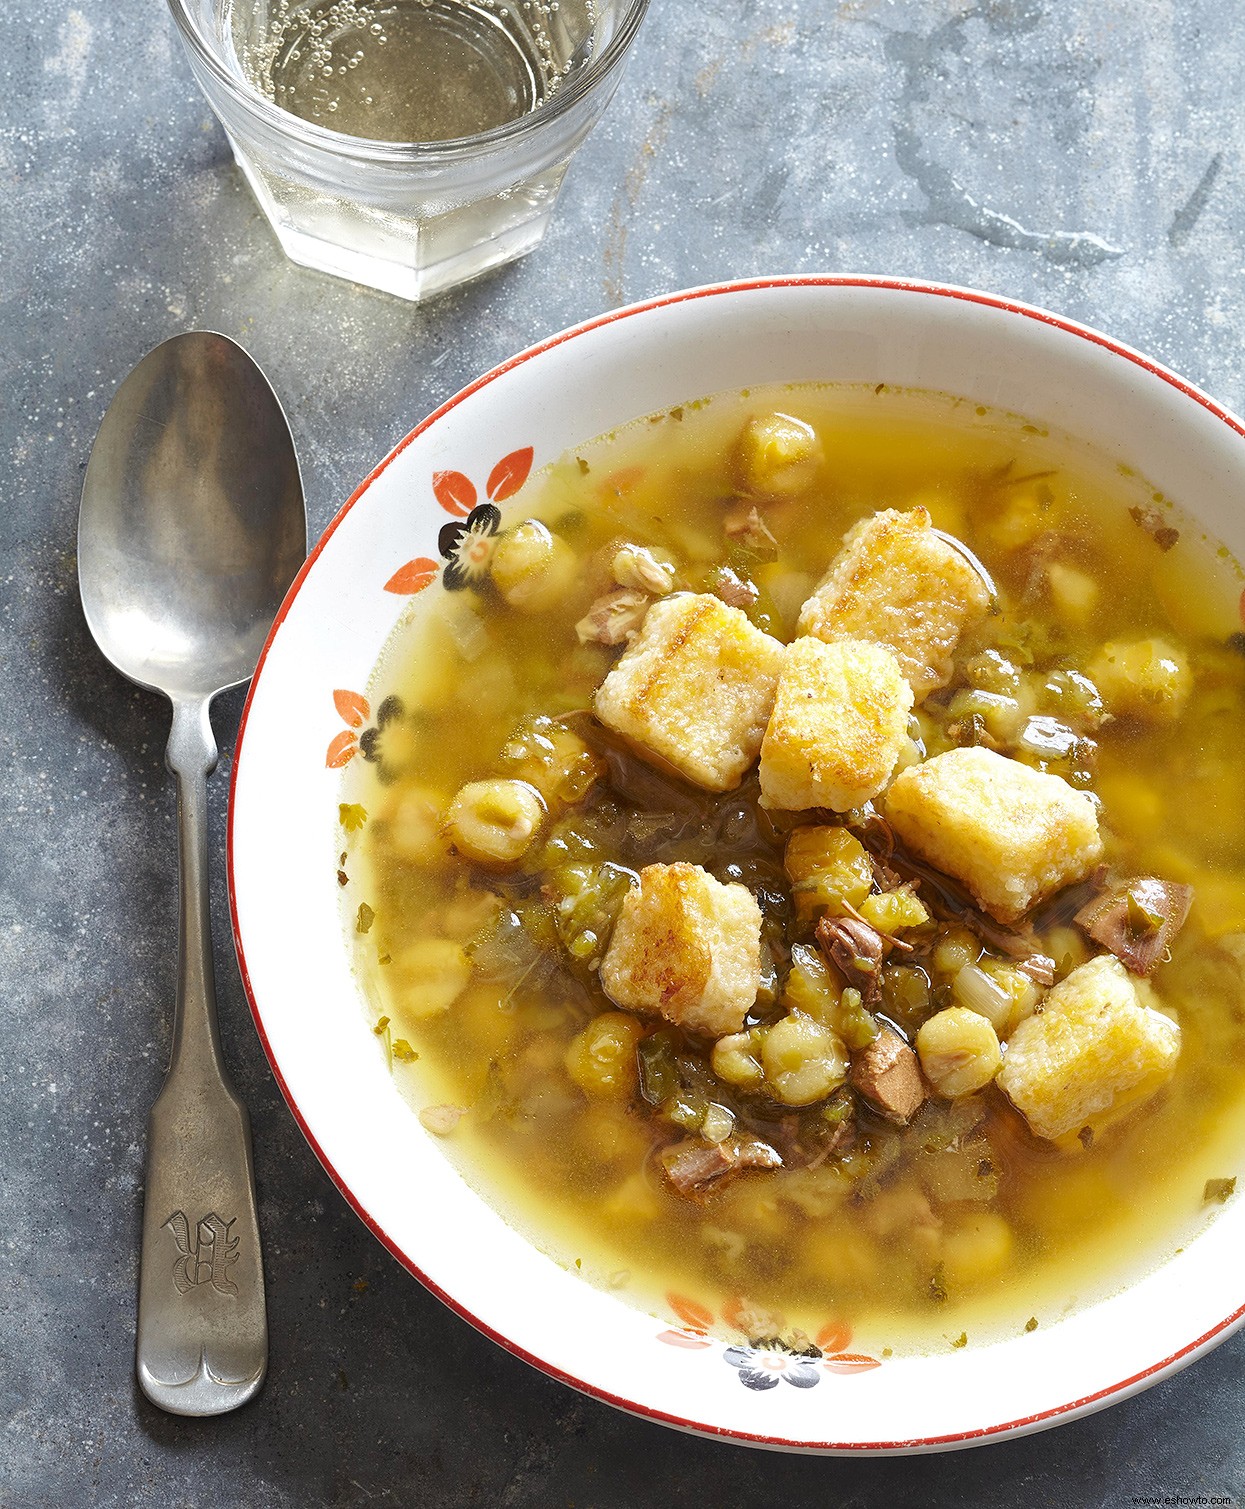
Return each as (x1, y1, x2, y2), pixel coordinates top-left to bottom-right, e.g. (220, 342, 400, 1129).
(594, 593, 784, 791)
(797, 508, 992, 698)
(884, 746, 1102, 923)
(600, 862, 762, 1038)
(996, 954, 1180, 1142)
(759, 637, 913, 811)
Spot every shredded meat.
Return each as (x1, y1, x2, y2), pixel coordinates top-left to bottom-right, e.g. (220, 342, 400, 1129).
(1128, 504, 1180, 552)
(574, 588, 651, 646)
(816, 915, 887, 1005)
(723, 503, 779, 558)
(1075, 876, 1193, 976)
(761, 1111, 856, 1171)
(850, 1026, 927, 1126)
(661, 1136, 782, 1198)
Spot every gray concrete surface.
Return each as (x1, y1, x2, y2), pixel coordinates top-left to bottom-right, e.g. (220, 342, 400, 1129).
(3, 0, 1244, 1504)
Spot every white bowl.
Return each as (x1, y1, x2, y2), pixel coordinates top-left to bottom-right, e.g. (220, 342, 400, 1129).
(229, 276, 1245, 1453)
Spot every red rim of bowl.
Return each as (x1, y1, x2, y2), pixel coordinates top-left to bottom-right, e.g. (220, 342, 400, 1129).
(226, 274, 1245, 1452)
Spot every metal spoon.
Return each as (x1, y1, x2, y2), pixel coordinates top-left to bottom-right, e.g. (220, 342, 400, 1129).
(78, 332, 306, 1416)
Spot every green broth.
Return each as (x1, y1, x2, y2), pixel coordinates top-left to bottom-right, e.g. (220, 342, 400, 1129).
(341, 384, 1245, 1353)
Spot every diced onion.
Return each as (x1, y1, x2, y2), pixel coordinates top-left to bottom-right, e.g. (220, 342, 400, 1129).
(701, 1103, 736, 1144)
(952, 961, 1013, 1032)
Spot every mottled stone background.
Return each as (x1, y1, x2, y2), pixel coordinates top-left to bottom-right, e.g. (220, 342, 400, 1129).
(2, 0, 1243, 1504)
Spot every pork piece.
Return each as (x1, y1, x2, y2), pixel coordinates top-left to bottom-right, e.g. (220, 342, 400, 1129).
(724, 503, 779, 558)
(816, 914, 887, 1006)
(709, 566, 760, 610)
(768, 1109, 857, 1169)
(575, 588, 651, 646)
(1074, 876, 1194, 976)
(661, 1136, 783, 1198)
(850, 1025, 927, 1125)
(1015, 954, 1057, 987)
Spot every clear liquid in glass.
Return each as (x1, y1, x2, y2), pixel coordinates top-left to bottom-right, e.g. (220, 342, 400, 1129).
(231, 0, 595, 143)
(203, 0, 626, 301)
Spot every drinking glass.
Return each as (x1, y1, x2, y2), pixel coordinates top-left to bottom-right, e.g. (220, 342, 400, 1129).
(166, 0, 649, 302)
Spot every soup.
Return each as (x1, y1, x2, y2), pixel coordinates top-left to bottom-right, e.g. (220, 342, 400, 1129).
(340, 385, 1245, 1354)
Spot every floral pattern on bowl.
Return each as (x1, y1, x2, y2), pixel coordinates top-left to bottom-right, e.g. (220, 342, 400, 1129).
(385, 446, 535, 597)
(656, 1293, 880, 1392)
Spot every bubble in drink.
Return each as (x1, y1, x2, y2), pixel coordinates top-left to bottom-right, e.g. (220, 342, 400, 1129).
(230, 0, 597, 143)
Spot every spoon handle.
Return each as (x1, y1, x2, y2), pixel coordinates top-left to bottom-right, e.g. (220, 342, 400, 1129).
(136, 697, 268, 1416)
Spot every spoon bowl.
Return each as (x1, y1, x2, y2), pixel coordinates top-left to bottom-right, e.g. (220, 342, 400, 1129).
(79, 331, 305, 1416)
(80, 332, 304, 699)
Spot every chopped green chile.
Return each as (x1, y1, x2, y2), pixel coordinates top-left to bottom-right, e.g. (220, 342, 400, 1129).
(820, 1091, 854, 1126)
(637, 1032, 681, 1106)
(1126, 891, 1164, 937)
(838, 987, 881, 1050)
(880, 964, 934, 1033)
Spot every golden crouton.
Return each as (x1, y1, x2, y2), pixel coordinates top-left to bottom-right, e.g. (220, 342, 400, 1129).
(797, 508, 992, 698)
(996, 954, 1181, 1143)
(759, 638, 913, 811)
(884, 747, 1102, 923)
(600, 862, 762, 1038)
(594, 593, 784, 792)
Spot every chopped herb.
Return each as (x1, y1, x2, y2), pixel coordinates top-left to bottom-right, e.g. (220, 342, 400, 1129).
(575, 1257, 583, 1270)
(1204, 1177, 1237, 1204)
(336, 869, 348, 887)
(372, 1015, 393, 1070)
(951, 1332, 968, 1350)
(874, 382, 886, 395)
(391, 1038, 418, 1063)
(576, 456, 590, 475)
(355, 902, 375, 935)
(378, 953, 391, 966)
(1125, 891, 1163, 937)
(669, 405, 684, 421)
(881, 1347, 893, 1359)
(1078, 1126, 1094, 1149)
(1025, 1317, 1039, 1333)
(339, 851, 347, 865)
(338, 802, 368, 832)
(930, 1264, 947, 1303)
